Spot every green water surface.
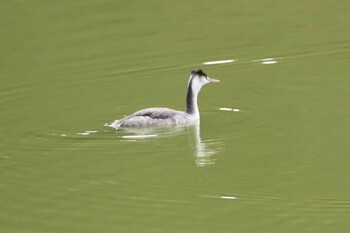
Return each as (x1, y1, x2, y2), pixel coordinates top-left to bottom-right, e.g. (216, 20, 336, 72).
(1, 1, 350, 232)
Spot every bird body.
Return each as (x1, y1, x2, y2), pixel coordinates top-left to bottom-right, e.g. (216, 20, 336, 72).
(109, 70, 219, 128)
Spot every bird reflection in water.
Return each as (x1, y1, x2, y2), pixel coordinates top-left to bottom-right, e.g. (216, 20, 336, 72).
(186, 123, 221, 167)
(114, 122, 222, 167)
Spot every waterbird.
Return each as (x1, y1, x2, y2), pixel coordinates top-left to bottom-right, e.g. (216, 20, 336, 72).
(109, 70, 220, 128)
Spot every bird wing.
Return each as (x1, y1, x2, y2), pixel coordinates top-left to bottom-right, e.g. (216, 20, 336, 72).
(128, 108, 179, 119)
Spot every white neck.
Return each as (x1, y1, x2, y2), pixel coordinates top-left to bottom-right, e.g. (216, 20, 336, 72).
(186, 75, 203, 118)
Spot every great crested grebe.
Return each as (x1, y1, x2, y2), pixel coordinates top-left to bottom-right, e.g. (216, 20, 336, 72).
(109, 69, 220, 128)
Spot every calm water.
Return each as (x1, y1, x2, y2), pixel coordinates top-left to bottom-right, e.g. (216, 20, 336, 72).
(1, 1, 350, 232)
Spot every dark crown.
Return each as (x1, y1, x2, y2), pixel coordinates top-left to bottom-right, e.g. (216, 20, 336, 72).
(191, 69, 207, 77)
